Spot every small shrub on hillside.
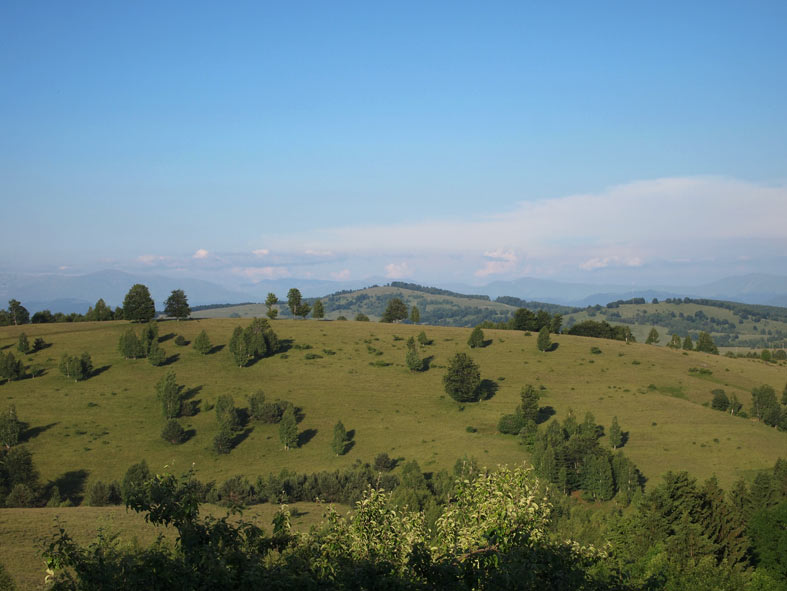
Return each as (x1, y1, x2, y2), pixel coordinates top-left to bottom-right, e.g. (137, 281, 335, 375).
(590, 346, 602, 355)
(17, 333, 30, 354)
(373, 452, 395, 472)
(466, 426, 477, 433)
(304, 353, 323, 360)
(355, 313, 370, 322)
(258, 400, 290, 424)
(216, 475, 255, 506)
(213, 424, 233, 455)
(336, 315, 347, 321)
(5, 483, 37, 507)
(161, 419, 187, 444)
(193, 330, 212, 354)
(498, 413, 525, 435)
(85, 480, 121, 506)
(174, 335, 187, 346)
(417, 331, 432, 345)
(33, 336, 46, 352)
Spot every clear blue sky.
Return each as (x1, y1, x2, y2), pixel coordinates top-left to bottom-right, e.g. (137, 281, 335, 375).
(2, 1, 786, 286)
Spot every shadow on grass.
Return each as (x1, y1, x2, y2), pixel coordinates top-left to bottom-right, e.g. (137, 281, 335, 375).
(160, 354, 179, 366)
(52, 469, 89, 505)
(548, 342, 560, 352)
(208, 344, 225, 355)
(20, 421, 58, 443)
(159, 333, 176, 343)
(422, 355, 434, 371)
(536, 406, 556, 424)
(182, 428, 197, 443)
(278, 339, 294, 353)
(91, 365, 112, 378)
(478, 379, 499, 400)
(231, 427, 253, 449)
(298, 428, 318, 447)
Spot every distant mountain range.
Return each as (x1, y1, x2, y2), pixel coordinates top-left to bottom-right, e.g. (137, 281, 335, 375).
(1, 270, 786, 313)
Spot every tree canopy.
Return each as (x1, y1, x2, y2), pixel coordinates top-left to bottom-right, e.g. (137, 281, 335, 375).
(122, 284, 155, 322)
(381, 298, 408, 323)
(443, 353, 481, 402)
(164, 289, 190, 320)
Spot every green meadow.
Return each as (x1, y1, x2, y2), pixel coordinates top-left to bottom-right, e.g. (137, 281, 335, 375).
(1, 317, 786, 588)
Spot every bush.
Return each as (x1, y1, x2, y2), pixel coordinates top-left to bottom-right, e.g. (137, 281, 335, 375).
(373, 452, 395, 472)
(417, 331, 432, 345)
(174, 335, 187, 346)
(467, 326, 485, 348)
(193, 330, 212, 354)
(248, 390, 266, 421)
(336, 316, 347, 321)
(258, 401, 287, 424)
(355, 313, 370, 322)
(443, 353, 481, 402)
(216, 475, 255, 506)
(590, 346, 602, 355)
(497, 413, 525, 435)
(4, 483, 36, 507)
(161, 419, 186, 444)
(85, 480, 121, 506)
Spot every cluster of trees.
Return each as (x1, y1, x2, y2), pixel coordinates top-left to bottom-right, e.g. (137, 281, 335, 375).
(405, 336, 426, 371)
(228, 318, 280, 367)
(749, 384, 787, 429)
(0, 351, 25, 382)
(58, 352, 93, 381)
(0, 300, 30, 326)
(566, 320, 635, 342)
(118, 321, 168, 365)
(526, 410, 643, 504)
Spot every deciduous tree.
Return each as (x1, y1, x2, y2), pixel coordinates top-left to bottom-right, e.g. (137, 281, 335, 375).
(156, 371, 181, 419)
(467, 326, 484, 348)
(122, 284, 155, 322)
(696, 331, 719, 354)
(265, 293, 279, 319)
(286, 288, 302, 316)
(312, 300, 324, 319)
(7, 300, 29, 325)
(537, 326, 551, 352)
(332, 421, 349, 455)
(164, 289, 190, 320)
(645, 327, 660, 344)
(410, 306, 420, 323)
(381, 298, 408, 323)
(279, 406, 298, 450)
(193, 329, 212, 354)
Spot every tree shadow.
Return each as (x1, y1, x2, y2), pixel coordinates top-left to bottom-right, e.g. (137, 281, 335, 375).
(182, 428, 197, 443)
(422, 355, 434, 371)
(237, 407, 250, 429)
(182, 385, 203, 400)
(536, 406, 556, 424)
(33, 342, 53, 351)
(160, 354, 179, 366)
(231, 427, 253, 449)
(277, 339, 294, 353)
(91, 365, 112, 378)
(620, 431, 630, 447)
(208, 344, 225, 355)
(52, 469, 89, 505)
(298, 428, 318, 447)
(482, 339, 493, 348)
(159, 333, 176, 343)
(478, 379, 499, 401)
(344, 440, 356, 454)
(20, 421, 58, 443)
(548, 342, 560, 352)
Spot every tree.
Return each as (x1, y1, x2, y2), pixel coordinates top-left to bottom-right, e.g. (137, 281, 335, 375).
(279, 406, 298, 450)
(711, 389, 730, 411)
(667, 334, 682, 349)
(332, 421, 349, 455)
(156, 371, 181, 419)
(683, 334, 694, 350)
(751, 385, 781, 426)
(87, 298, 113, 321)
(405, 338, 422, 372)
(537, 326, 551, 352)
(381, 298, 408, 323)
(58, 352, 92, 381)
(164, 289, 190, 320)
(512, 308, 537, 331)
(229, 326, 251, 367)
(265, 293, 279, 319)
(193, 329, 212, 354)
(16, 333, 30, 354)
(417, 331, 431, 345)
(443, 353, 481, 402)
(7, 299, 29, 325)
(139, 321, 159, 356)
(0, 406, 21, 448)
(646, 327, 660, 344)
(609, 416, 623, 449)
(312, 300, 325, 319)
(550, 314, 562, 333)
(695, 331, 718, 354)
(355, 313, 369, 322)
(296, 302, 311, 319)
(286, 288, 302, 317)
(0, 352, 24, 381)
(215, 394, 240, 431)
(121, 460, 151, 504)
(122, 284, 156, 322)
(467, 326, 485, 348)
(147, 339, 166, 366)
(213, 423, 233, 455)
(410, 305, 420, 323)
(518, 385, 540, 423)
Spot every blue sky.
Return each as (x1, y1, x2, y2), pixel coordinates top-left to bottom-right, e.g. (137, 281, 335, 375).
(2, 1, 786, 288)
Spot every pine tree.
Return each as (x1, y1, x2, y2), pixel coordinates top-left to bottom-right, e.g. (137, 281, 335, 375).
(118, 328, 144, 359)
(645, 327, 660, 344)
(229, 326, 251, 367)
(518, 385, 540, 423)
(164, 289, 190, 320)
(265, 292, 279, 319)
(17, 332, 30, 354)
(537, 326, 551, 352)
(147, 340, 166, 366)
(213, 423, 233, 454)
(193, 329, 212, 354)
(156, 371, 181, 419)
(286, 288, 302, 316)
(443, 353, 481, 402)
(332, 421, 348, 455)
(410, 305, 420, 323)
(467, 326, 484, 348)
(405, 344, 423, 372)
(683, 334, 694, 350)
(122, 284, 155, 322)
(667, 334, 682, 349)
(312, 300, 325, 319)
(609, 416, 623, 448)
(279, 406, 298, 450)
(0, 405, 21, 448)
(696, 331, 719, 354)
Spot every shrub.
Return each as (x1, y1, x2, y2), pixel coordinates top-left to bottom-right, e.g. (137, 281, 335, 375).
(85, 480, 121, 506)
(161, 419, 187, 444)
(4, 483, 37, 507)
(467, 326, 485, 348)
(193, 330, 212, 354)
(174, 335, 187, 346)
(373, 452, 395, 472)
(258, 401, 287, 424)
(216, 475, 255, 506)
(355, 313, 370, 322)
(497, 413, 525, 435)
(443, 353, 481, 402)
(590, 346, 602, 355)
(248, 390, 266, 421)
(417, 331, 432, 345)
(336, 315, 348, 321)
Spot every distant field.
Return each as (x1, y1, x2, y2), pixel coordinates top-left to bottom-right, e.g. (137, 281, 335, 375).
(1, 317, 786, 589)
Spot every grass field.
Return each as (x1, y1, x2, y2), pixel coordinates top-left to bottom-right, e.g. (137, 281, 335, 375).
(1, 318, 786, 589)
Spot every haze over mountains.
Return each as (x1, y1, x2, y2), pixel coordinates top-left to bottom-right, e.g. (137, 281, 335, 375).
(3, 269, 787, 314)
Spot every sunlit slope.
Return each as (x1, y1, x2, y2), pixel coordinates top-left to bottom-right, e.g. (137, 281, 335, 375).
(1, 318, 784, 493)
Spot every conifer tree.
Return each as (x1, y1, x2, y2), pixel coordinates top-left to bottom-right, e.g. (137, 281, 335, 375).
(467, 326, 484, 348)
(17, 332, 30, 354)
(312, 300, 324, 319)
(645, 327, 660, 344)
(609, 416, 623, 449)
(332, 421, 348, 455)
(0, 405, 21, 448)
(229, 326, 251, 367)
(410, 305, 420, 323)
(265, 292, 279, 319)
(164, 289, 190, 320)
(156, 371, 181, 419)
(683, 334, 694, 350)
(193, 329, 212, 354)
(279, 406, 298, 450)
(667, 333, 682, 349)
(518, 385, 540, 423)
(537, 326, 551, 352)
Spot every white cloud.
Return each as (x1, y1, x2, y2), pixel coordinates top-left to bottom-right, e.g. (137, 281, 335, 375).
(384, 262, 412, 279)
(252, 249, 269, 257)
(193, 249, 209, 259)
(137, 254, 165, 265)
(331, 269, 351, 280)
(579, 256, 643, 271)
(475, 249, 518, 277)
(304, 249, 333, 257)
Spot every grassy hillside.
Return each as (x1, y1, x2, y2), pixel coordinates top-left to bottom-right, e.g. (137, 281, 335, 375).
(193, 285, 517, 326)
(1, 317, 786, 589)
(564, 299, 787, 350)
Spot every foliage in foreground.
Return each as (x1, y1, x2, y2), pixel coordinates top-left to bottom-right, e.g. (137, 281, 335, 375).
(42, 465, 617, 590)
